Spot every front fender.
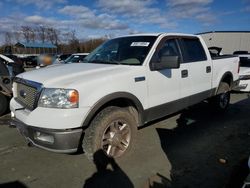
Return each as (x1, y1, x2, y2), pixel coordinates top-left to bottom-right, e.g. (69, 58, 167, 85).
(81, 92, 144, 128)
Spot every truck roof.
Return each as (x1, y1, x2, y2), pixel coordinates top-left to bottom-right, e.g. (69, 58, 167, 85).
(117, 33, 198, 38)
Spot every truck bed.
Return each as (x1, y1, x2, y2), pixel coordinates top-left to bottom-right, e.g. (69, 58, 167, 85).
(211, 55, 236, 60)
(212, 56, 239, 89)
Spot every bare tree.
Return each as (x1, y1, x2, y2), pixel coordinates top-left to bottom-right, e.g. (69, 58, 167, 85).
(1, 24, 108, 54)
(30, 28, 36, 42)
(37, 25, 47, 43)
(21, 26, 33, 43)
(70, 30, 81, 52)
(61, 30, 80, 53)
(13, 31, 21, 43)
(52, 28, 60, 45)
(12, 26, 22, 43)
(46, 27, 60, 45)
(4, 31, 13, 45)
(81, 38, 106, 53)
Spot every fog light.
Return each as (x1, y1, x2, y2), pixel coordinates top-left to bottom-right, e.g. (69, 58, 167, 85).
(11, 112, 15, 118)
(240, 84, 248, 89)
(34, 131, 54, 144)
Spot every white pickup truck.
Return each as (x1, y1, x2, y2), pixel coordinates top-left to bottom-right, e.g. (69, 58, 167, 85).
(10, 33, 239, 159)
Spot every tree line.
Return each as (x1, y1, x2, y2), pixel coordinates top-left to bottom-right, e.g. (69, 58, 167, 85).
(1, 25, 107, 54)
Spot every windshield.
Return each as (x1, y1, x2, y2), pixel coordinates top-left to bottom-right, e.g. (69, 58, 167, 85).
(84, 36, 157, 65)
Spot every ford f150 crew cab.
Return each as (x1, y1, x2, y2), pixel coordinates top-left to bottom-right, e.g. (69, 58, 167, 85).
(10, 33, 239, 159)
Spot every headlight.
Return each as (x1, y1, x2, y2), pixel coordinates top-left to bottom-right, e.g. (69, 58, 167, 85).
(38, 88, 79, 108)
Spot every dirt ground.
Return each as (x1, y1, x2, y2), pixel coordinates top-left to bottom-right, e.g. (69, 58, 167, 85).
(0, 93, 250, 188)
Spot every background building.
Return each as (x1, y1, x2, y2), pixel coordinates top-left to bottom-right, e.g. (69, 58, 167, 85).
(13, 42, 57, 55)
(198, 31, 250, 54)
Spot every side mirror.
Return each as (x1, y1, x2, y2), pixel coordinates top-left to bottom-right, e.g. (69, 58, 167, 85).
(151, 55, 180, 71)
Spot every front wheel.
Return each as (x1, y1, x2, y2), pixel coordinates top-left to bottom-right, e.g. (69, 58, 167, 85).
(82, 106, 137, 160)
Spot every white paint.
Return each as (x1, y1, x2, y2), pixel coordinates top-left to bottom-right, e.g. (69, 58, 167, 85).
(10, 33, 239, 131)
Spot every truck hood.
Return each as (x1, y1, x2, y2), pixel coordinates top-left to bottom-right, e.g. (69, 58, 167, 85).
(239, 67, 250, 75)
(17, 63, 133, 87)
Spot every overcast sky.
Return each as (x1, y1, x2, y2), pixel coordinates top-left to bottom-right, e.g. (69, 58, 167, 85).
(0, 0, 250, 43)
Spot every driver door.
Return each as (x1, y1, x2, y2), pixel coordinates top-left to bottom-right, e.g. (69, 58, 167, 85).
(146, 37, 183, 120)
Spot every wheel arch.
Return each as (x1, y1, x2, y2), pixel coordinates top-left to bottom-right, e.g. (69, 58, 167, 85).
(216, 71, 233, 94)
(82, 92, 144, 129)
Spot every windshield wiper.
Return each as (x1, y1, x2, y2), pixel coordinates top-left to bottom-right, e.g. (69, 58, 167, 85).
(88, 59, 122, 65)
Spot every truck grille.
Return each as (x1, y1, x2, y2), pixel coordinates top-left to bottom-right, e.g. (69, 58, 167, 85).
(14, 78, 42, 110)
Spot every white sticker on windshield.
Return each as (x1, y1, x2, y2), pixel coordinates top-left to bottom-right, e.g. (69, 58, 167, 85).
(130, 42, 150, 47)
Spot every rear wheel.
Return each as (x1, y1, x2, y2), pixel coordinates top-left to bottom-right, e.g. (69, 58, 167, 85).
(0, 93, 8, 116)
(212, 82, 230, 111)
(83, 106, 137, 160)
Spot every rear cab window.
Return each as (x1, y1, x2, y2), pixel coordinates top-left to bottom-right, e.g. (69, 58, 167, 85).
(179, 37, 207, 63)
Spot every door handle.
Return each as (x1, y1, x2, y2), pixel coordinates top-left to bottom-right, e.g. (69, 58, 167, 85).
(206, 66, 211, 73)
(181, 69, 188, 78)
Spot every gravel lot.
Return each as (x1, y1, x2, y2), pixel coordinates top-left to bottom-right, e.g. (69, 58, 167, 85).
(0, 93, 250, 188)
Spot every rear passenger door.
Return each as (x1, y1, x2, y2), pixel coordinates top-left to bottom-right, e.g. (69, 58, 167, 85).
(178, 37, 212, 105)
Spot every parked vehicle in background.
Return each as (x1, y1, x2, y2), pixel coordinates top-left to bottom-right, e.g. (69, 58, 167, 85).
(55, 54, 71, 64)
(233, 51, 250, 66)
(233, 51, 250, 92)
(10, 33, 239, 159)
(0, 54, 15, 64)
(22, 55, 38, 67)
(5, 54, 21, 63)
(0, 61, 11, 116)
(233, 51, 249, 55)
(63, 53, 89, 64)
(0, 54, 24, 115)
(4, 54, 25, 75)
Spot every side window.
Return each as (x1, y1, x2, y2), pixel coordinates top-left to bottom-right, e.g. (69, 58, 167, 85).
(159, 39, 179, 58)
(152, 39, 180, 63)
(180, 38, 207, 62)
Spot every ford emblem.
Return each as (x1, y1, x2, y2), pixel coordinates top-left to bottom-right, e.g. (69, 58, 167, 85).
(20, 90, 27, 98)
